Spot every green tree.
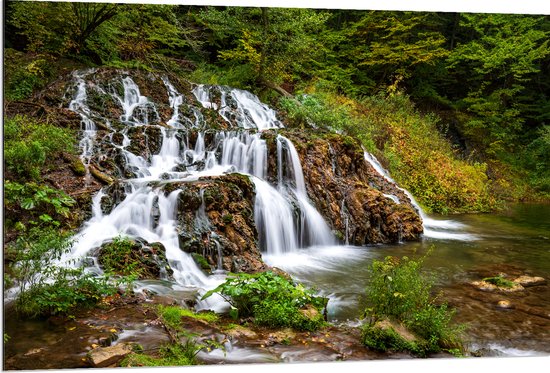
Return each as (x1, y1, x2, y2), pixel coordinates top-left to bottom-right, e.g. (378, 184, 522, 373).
(445, 14, 550, 155)
(197, 7, 329, 90)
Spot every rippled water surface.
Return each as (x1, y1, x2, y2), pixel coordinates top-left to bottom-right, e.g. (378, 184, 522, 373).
(265, 203, 550, 355)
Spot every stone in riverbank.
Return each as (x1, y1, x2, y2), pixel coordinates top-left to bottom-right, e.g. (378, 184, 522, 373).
(87, 342, 135, 368)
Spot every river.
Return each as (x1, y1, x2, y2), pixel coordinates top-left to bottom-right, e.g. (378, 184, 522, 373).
(264, 202, 550, 356)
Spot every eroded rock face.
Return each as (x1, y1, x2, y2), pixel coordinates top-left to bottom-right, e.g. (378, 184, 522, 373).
(264, 130, 423, 245)
(167, 174, 265, 273)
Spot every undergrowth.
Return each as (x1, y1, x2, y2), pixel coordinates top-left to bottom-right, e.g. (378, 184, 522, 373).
(202, 271, 328, 331)
(279, 88, 500, 214)
(361, 252, 465, 356)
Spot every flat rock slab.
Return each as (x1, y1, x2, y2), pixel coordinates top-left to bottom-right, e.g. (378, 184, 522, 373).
(87, 342, 134, 368)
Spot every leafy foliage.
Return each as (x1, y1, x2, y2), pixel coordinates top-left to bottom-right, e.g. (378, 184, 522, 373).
(197, 7, 329, 86)
(4, 115, 76, 180)
(362, 253, 464, 355)
(202, 271, 327, 331)
(4, 181, 75, 224)
(10, 226, 116, 318)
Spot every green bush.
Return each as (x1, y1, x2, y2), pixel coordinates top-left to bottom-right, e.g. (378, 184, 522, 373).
(4, 51, 54, 101)
(362, 254, 464, 356)
(4, 115, 76, 180)
(4, 181, 75, 224)
(11, 225, 116, 318)
(202, 271, 327, 331)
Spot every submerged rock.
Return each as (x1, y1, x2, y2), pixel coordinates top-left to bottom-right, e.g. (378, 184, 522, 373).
(513, 275, 546, 287)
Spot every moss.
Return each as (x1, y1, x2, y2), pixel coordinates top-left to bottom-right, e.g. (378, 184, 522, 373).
(222, 213, 233, 224)
(483, 275, 515, 288)
(191, 252, 211, 271)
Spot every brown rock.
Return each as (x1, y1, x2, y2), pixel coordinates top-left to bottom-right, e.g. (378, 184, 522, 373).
(375, 319, 417, 343)
(87, 343, 134, 368)
(496, 300, 513, 309)
(513, 275, 546, 287)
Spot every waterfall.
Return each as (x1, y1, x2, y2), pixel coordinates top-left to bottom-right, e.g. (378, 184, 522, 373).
(63, 71, 339, 310)
(363, 152, 478, 241)
(68, 70, 98, 185)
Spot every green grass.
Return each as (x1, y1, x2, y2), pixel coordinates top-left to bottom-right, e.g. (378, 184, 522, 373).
(482, 275, 515, 288)
(121, 343, 199, 367)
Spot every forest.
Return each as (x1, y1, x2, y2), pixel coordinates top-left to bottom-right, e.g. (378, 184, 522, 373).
(5, 1, 550, 211)
(3, 0, 550, 369)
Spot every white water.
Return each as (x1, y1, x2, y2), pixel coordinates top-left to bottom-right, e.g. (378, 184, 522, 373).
(363, 152, 478, 241)
(192, 84, 282, 130)
(61, 70, 483, 317)
(62, 72, 337, 310)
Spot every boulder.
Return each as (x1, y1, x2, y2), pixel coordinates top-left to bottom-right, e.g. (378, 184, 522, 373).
(97, 238, 173, 279)
(87, 342, 134, 368)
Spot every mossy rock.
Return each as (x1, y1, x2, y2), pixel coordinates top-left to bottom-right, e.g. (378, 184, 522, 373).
(98, 237, 173, 279)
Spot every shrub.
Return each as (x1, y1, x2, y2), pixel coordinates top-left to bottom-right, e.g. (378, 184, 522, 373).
(202, 271, 327, 331)
(362, 253, 464, 356)
(4, 115, 76, 180)
(11, 225, 116, 318)
(4, 181, 75, 224)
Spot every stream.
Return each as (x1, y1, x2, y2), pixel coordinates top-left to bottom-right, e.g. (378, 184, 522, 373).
(3, 69, 550, 367)
(265, 202, 550, 356)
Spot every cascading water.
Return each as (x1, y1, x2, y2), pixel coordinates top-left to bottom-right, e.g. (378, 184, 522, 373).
(63, 70, 338, 310)
(363, 152, 478, 241)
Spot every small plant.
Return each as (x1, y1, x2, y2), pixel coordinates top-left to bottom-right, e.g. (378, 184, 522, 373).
(158, 305, 218, 330)
(483, 275, 515, 288)
(362, 252, 464, 356)
(202, 271, 328, 331)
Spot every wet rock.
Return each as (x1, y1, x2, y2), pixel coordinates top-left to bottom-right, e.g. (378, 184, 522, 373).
(264, 130, 423, 245)
(513, 275, 546, 287)
(225, 325, 259, 340)
(496, 300, 514, 309)
(87, 342, 134, 368)
(470, 280, 524, 292)
(97, 238, 173, 280)
(168, 174, 266, 273)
